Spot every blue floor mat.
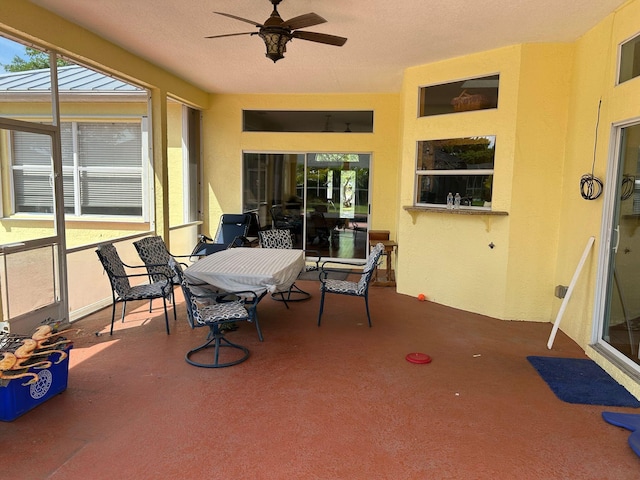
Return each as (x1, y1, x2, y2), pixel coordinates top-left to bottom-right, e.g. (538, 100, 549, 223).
(527, 356, 640, 407)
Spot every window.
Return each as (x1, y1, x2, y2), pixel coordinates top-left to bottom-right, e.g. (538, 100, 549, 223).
(11, 120, 147, 217)
(619, 33, 640, 84)
(419, 75, 499, 117)
(415, 136, 495, 208)
(243, 110, 373, 132)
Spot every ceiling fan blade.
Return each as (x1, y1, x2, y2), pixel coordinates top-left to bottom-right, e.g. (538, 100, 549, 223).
(205, 32, 255, 39)
(281, 13, 326, 30)
(292, 31, 347, 47)
(213, 12, 263, 28)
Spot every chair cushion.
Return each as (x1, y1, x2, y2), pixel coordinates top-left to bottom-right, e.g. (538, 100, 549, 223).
(196, 301, 249, 325)
(323, 279, 363, 296)
(127, 282, 169, 300)
(259, 229, 293, 249)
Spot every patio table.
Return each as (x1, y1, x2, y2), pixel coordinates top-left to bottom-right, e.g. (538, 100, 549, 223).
(184, 247, 305, 298)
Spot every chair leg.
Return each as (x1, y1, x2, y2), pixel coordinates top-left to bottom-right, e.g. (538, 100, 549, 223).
(271, 283, 311, 305)
(364, 293, 372, 327)
(121, 301, 128, 323)
(162, 296, 170, 335)
(110, 301, 117, 335)
(248, 308, 264, 342)
(171, 289, 177, 321)
(185, 325, 250, 368)
(317, 290, 326, 326)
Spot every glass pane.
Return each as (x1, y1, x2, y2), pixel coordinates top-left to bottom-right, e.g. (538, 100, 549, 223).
(243, 111, 373, 132)
(79, 170, 143, 216)
(619, 34, 640, 84)
(0, 36, 54, 123)
(1, 128, 59, 229)
(602, 123, 640, 364)
(419, 75, 499, 117)
(305, 153, 369, 259)
(417, 174, 493, 207)
(417, 136, 496, 170)
(0, 245, 58, 320)
(242, 153, 304, 236)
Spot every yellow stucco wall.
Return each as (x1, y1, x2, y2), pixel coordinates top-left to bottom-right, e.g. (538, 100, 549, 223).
(553, 0, 640, 397)
(202, 94, 401, 239)
(398, 46, 524, 319)
(167, 100, 185, 227)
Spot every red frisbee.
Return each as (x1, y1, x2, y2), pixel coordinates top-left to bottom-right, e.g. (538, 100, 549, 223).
(406, 352, 432, 364)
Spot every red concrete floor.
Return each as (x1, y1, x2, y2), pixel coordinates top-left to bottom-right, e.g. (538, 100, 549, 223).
(2, 281, 640, 479)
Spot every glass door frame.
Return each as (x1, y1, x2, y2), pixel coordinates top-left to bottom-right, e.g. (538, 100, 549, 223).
(0, 119, 68, 332)
(593, 117, 640, 371)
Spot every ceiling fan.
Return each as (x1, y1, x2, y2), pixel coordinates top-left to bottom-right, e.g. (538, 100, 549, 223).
(205, 0, 348, 63)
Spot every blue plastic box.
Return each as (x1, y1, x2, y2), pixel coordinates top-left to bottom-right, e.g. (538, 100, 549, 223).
(0, 348, 71, 422)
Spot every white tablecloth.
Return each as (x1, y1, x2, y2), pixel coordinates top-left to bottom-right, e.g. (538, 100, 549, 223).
(184, 248, 305, 296)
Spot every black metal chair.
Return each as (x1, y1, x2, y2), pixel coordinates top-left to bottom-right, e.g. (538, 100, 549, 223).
(317, 242, 385, 328)
(169, 259, 259, 368)
(96, 243, 175, 335)
(133, 236, 180, 286)
(258, 228, 320, 306)
(190, 213, 252, 257)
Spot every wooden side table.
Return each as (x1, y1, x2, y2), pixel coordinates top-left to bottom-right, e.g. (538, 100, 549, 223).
(372, 240, 397, 287)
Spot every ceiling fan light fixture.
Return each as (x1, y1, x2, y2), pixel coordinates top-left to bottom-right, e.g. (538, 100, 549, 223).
(259, 30, 291, 62)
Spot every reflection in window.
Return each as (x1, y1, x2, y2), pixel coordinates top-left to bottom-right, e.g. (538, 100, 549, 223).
(619, 33, 640, 84)
(11, 121, 146, 216)
(419, 75, 499, 117)
(415, 136, 495, 208)
(243, 110, 373, 132)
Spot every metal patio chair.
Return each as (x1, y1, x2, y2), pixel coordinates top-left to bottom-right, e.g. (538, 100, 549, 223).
(190, 213, 252, 257)
(317, 242, 385, 328)
(169, 259, 259, 368)
(258, 228, 320, 306)
(96, 243, 175, 335)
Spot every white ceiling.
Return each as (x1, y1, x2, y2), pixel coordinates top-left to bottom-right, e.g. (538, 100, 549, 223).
(30, 0, 627, 94)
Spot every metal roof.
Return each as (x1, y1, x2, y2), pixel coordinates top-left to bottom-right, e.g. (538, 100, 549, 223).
(0, 65, 144, 92)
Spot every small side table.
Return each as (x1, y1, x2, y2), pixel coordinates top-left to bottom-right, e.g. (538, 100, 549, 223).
(372, 240, 397, 287)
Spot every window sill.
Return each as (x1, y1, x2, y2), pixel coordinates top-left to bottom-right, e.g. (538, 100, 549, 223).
(403, 205, 508, 216)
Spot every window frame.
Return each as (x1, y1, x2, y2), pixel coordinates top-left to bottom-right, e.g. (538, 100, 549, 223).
(414, 136, 496, 210)
(617, 31, 640, 85)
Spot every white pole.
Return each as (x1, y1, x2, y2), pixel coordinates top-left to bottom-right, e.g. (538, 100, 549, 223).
(547, 236, 596, 349)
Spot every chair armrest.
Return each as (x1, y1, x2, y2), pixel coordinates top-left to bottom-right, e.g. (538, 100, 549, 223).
(319, 259, 366, 270)
(120, 260, 149, 270)
(111, 271, 173, 290)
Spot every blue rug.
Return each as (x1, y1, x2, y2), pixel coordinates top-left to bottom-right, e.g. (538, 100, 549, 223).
(527, 356, 640, 407)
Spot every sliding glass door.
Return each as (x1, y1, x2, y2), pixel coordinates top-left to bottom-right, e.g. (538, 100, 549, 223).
(243, 152, 371, 260)
(598, 122, 640, 366)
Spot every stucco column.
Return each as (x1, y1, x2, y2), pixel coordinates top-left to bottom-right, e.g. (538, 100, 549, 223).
(150, 88, 170, 242)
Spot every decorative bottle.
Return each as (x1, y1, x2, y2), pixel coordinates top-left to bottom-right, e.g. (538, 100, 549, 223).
(446, 192, 454, 209)
(454, 193, 461, 209)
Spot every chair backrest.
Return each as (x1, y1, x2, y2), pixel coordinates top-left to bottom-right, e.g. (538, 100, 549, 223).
(246, 212, 261, 238)
(213, 214, 251, 245)
(134, 236, 173, 283)
(357, 243, 385, 293)
(258, 229, 294, 249)
(168, 259, 197, 329)
(96, 243, 131, 297)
